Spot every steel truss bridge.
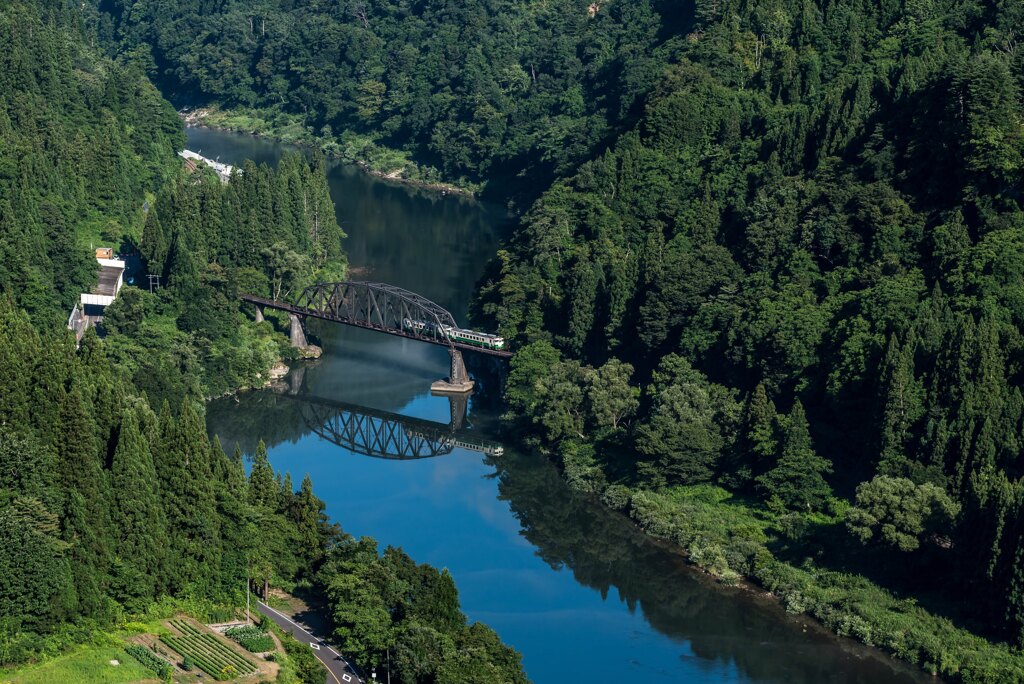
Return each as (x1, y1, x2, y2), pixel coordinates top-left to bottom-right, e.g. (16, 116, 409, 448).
(241, 281, 511, 358)
(283, 393, 503, 460)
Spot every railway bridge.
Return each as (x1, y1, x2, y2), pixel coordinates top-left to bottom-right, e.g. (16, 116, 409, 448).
(241, 281, 510, 392)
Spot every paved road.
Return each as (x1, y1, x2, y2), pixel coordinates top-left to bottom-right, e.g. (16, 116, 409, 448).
(256, 600, 364, 684)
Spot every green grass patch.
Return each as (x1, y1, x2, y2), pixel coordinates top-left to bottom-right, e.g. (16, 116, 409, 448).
(2, 644, 153, 684)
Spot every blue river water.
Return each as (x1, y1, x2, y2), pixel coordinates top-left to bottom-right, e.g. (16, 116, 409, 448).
(195, 126, 930, 684)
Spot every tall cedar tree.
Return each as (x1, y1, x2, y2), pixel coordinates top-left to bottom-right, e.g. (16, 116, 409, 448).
(249, 439, 279, 511)
(757, 401, 833, 512)
(109, 408, 169, 607)
(156, 400, 222, 595)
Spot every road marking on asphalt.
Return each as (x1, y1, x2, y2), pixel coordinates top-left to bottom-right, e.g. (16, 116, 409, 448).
(310, 643, 321, 650)
(257, 601, 347, 684)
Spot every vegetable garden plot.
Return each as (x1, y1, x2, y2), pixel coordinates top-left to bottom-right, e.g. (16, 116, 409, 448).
(160, 619, 258, 680)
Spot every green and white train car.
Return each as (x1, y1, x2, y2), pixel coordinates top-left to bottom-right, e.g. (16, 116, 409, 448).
(403, 318, 506, 351)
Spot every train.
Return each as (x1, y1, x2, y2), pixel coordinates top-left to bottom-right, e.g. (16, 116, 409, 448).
(403, 318, 506, 351)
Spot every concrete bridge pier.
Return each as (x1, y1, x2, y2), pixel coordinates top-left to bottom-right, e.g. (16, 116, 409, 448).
(289, 314, 308, 347)
(431, 348, 475, 394)
(254, 304, 265, 323)
(451, 349, 469, 384)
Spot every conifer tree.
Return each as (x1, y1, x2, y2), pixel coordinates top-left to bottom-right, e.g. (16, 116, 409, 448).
(307, 152, 343, 264)
(155, 399, 221, 594)
(78, 329, 120, 448)
(280, 472, 294, 510)
(109, 408, 168, 606)
(757, 401, 833, 512)
(249, 439, 278, 511)
(140, 208, 167, 275)
(878, 333, 925, 477)
(165, 228, 199, 291)
(55, 385, 113, 616)
(0, 302, 39, 430)
(288, 474, 333, 572)
(741, 382, 779, 485)
(231, 443, 244, 467)
(0, 496, 74, 631)
(62, 490, 105, 617)
(210, 435, 252, 596)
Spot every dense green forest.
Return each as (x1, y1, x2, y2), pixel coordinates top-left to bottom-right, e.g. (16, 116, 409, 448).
(104, 151, 347, 402)
(11, 0, 1024, 679)
(93, 0, 689, 195)
(0, 1, 526, 681)
(0, 0, 182, 322)
(0, 303, 336, 663)
(468, 0, 1024, 679)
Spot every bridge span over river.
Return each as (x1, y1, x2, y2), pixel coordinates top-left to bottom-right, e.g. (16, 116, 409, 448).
(242, 281, 510, 392)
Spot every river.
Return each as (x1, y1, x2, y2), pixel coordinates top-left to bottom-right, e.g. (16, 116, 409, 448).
(194, 127, 930, 684)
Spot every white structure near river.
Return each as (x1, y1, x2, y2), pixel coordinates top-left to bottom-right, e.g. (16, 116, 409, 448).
(179, 149, 236, 182)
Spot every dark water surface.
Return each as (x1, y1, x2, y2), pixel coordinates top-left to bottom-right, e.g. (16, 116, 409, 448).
(196, 127, 930, 684)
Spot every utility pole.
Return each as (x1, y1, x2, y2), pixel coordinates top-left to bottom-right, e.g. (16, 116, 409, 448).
(148, 274, 160, 293)
(246, 577, 251, 625)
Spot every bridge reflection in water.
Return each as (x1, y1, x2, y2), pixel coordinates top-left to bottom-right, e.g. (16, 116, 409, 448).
(279, 388, 503, 461)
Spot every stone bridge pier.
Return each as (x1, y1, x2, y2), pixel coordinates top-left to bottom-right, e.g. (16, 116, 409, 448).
(289, 314, 308, 347)
(431, 348, 474, 394)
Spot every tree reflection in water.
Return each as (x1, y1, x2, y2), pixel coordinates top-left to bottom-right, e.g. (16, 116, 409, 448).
(490, 449, 930, 684)
(208, 389, 928, 684)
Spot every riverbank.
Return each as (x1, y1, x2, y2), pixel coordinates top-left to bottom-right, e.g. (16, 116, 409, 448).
(181, 106, 480, 197)
(543, 441, 1024, 683)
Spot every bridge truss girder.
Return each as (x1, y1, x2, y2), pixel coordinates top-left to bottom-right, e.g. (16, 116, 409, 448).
(295, 281, 457, 346)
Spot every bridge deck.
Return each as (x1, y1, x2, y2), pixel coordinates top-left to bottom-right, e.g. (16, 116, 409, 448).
(242, 293, 513, 358)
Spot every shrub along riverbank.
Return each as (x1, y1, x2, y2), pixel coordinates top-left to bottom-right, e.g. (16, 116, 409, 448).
(549, 443, 1024, 682)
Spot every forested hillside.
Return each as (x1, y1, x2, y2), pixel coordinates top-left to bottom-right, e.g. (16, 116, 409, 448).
(0, 2, 527, 681)
(96, 0, 687, 193)
(469, 0, 1024, 679)
(11, 0, 1024, 679)
(0, 307, 337, 662)
(0, 311, 525, 681)
(0, 0, 182, 322)
(104, 151, 346, 403)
